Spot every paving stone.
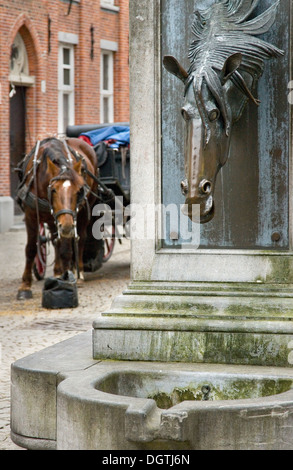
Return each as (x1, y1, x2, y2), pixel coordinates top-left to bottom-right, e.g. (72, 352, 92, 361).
(0, 226, 130, 450)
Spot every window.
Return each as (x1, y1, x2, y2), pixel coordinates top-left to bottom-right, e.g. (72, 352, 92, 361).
(100, 50, 114, 123)
(58, 44, 75, 135)
(101, 0, 115, 7)
(100, 0, 119, 12)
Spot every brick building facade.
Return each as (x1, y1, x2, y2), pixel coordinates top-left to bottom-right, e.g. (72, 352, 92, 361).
(0, 0, 129, 229)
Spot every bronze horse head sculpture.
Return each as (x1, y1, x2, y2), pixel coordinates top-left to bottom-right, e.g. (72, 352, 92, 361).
(163, 0, 283, 223)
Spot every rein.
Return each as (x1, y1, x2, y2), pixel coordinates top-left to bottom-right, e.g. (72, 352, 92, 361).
(16, 137, 118, 279)
(47, 164, 90, 241)
(46, 143, 86, 279)
(33, 141, 47, 270)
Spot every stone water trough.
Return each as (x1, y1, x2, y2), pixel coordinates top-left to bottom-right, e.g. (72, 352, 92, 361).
(10, 331, 293, 450)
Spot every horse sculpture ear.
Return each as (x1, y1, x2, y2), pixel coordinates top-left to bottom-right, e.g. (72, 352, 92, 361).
(221, 53, 242, 84)
(46, 157, 59, 177)
(163, 55, 188, 82)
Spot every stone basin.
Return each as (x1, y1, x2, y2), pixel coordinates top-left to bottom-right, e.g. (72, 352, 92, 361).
(96, 369, 293, 409)
(57, 362, 293, 450)
(10, 332, 293, 450)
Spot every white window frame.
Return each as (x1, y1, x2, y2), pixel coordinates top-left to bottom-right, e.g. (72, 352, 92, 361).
(58, 43, 75, 135)
(100, 50, 114, 124)
(100, 0, 119, 11)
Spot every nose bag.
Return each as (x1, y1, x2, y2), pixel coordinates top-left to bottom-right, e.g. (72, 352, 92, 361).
(42, 270, 78, 309)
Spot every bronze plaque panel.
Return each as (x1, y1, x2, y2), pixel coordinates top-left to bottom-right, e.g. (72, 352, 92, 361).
(161, 0, 290, 250)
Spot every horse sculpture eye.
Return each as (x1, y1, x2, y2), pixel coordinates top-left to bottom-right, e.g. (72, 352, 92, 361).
(208, 109, 220, 122)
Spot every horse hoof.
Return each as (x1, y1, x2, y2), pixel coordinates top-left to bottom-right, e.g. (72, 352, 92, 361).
(17, 290, 33, 300)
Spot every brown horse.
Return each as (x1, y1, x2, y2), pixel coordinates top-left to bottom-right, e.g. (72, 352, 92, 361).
(16, 137, 98, 300)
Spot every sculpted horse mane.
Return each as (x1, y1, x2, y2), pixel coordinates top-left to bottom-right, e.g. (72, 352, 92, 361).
(164, 0, 284, 223)
(187, 0, 283, 143)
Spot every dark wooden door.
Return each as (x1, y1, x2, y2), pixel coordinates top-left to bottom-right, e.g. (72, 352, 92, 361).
(10, 86, 26, 215)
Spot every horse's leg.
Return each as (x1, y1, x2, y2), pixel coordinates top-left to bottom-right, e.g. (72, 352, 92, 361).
(53, 239, 63, 277)
(45, 223, 63, 278)
(76, 220, 88, 282)
(17, 213, 38, 300)
(59, 238, 73, 274)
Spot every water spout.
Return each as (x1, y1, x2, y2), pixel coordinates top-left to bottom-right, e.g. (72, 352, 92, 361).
(201, 385, 211, 401)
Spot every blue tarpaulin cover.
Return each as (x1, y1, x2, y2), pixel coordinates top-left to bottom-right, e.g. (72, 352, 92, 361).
(81, 126, 130, 148)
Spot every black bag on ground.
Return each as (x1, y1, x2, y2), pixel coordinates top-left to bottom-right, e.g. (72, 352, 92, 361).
(42, 271, 78, 309)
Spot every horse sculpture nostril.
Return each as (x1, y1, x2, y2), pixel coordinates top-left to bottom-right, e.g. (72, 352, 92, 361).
(181, 178, 189, 196)
(199, 179, 212, 195)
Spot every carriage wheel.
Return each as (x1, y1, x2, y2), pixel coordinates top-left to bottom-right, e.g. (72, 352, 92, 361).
(103, 225, 116, 263)
(33, 223, 47, 280)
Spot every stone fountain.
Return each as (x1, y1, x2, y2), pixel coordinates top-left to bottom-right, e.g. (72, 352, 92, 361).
(11, 0, 293, 450)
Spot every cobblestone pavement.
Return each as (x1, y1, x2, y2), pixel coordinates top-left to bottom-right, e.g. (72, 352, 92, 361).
(0, 219, 130, 450)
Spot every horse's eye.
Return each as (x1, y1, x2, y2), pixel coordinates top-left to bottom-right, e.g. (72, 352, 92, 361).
(181, 108, 191, 121)
(208, 109, 220, 122)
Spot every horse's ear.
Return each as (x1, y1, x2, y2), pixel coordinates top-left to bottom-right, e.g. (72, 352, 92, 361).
(46, 157, 59, 177)
(163, 55, 188, 82)
(73, 159, 82, 175)
(221, 53, 242, 84)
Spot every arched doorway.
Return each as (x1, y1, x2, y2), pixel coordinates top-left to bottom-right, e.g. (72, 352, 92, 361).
(9, 32, 35, 214)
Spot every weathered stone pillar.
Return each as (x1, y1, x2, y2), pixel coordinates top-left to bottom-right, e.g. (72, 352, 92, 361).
(93, 0, 293, 368)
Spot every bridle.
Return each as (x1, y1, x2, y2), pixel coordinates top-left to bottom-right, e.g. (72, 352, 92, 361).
(30, 137, 115, 278)
(47, 164, 90, 240)
(33, 139, 91, 279)
(46, 149, 90, 280)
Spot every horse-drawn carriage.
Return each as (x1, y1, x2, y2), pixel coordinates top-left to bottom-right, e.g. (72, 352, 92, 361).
(15, 123, 130, 299)
(66, 122, 130, 272)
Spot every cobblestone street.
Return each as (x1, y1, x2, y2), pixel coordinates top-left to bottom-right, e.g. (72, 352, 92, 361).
(0, 219, 130, 450)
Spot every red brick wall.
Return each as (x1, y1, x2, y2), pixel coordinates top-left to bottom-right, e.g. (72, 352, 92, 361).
(0, 0, 129, 197)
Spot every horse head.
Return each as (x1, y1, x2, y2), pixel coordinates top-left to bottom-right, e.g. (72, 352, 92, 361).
(163, 0, 283, 223)
(46, 157, 86, 239)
